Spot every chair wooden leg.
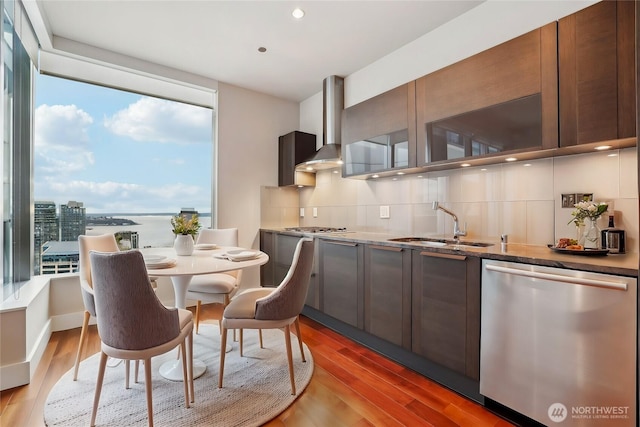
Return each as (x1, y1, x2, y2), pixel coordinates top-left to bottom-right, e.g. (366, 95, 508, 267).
(284, 324, 296, 395)
(239, 329, 244, 357)
(195, 300, 202, 334)
(135, 361, 140, 383)
(125, 360, 130, 389)
(91, 352, 109, 427)
(218, 327, 228, 388)
(294, 317, 306, 362)
(180, 341, 190, 408)
(144, 357, 154, 427)
(259, 329, 264, 349)
(73, 310, 91, 381)
(188, 329, 194, 403)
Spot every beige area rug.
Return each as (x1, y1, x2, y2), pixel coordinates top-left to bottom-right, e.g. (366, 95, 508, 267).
(44, 324, 313, 426)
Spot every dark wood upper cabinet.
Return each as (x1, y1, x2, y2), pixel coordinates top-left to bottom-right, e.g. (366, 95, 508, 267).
(278, 131, 316, 187)
(559, 0, 636, 146)
(416, 23, 558, 166)
(341, 82, 416, 177)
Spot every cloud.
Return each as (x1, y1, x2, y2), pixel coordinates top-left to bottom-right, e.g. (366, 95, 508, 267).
(35, 178, 210, 214)
(104, 97, 212, 144)
(34, 104, 95, 174)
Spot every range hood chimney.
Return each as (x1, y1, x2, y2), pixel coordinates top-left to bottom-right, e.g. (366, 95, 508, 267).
(297, 75, 344, 171)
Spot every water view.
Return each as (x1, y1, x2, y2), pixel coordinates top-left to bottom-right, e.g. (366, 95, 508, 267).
(86, 214, 212, 248)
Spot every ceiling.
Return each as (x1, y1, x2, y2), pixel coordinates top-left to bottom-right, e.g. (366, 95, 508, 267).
(34, 1, 483, 102)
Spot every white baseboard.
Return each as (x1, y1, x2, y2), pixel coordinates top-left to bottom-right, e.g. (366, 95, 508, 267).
(0, 319, 51, 391)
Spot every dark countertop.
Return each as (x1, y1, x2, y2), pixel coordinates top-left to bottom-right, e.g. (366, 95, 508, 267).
(261, 228, 638, 277)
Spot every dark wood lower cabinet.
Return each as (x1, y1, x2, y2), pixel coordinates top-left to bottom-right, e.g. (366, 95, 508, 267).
(263, 231, 483, 402)
(412, 251, 480, 380)
(319, 239, 364, 329)
(363, 244, 411, 349)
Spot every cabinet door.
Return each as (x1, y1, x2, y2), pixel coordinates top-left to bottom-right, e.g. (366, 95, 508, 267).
(558, 0, 635, 146)
(273, 234, 301, 287)
(412, 251, 480, 380)
(278, 131, 317, 186)
(364, 245, 411, 349)
(416, 23, 558, 165)
(342, 82, 416, 176)
(319, 240, 364, 328)
(259, 230, 275, 287)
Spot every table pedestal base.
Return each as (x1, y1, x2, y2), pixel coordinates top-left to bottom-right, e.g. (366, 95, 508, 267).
(159, 357, 207, 381)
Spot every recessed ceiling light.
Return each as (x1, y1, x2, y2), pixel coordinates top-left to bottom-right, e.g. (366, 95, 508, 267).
(292, 8, 305, 19)
(595, 145, 612, 151)
(505, 157, 517, 162)
(258, 47, 267, 53)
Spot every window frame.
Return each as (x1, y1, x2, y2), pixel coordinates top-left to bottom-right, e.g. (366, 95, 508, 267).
(3, 42, 218, 286)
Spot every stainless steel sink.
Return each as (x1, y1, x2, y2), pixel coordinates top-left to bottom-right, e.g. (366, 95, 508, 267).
(388, 237, 494, 248)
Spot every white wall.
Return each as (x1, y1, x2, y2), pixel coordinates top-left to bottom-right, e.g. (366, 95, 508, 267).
(216, 82, 299, 289)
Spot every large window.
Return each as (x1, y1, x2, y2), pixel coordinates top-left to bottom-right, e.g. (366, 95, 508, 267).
(33, 74, 213, 274)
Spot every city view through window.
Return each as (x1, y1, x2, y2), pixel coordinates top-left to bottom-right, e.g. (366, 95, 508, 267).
(33, 74, 213, 275)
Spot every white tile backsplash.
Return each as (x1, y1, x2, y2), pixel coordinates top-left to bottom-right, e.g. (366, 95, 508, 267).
(262, 149, 639, 252)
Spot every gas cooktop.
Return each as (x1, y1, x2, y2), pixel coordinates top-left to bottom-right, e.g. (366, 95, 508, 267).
(284, 226, 348, 233)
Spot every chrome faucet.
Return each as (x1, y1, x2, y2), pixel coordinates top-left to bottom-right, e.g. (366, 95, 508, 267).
(432, 201, 467, 240)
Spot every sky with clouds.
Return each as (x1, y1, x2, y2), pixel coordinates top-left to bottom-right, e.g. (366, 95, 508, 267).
(34, 74, 213, 214)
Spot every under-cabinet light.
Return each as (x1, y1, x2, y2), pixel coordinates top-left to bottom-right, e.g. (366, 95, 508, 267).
(595, 145, 612, 151)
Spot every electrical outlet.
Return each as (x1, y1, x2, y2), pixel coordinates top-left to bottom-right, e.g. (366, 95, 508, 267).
(380, 205, 390, 219)
(313, 207, 318, 218)
(299, 207, 305, 217)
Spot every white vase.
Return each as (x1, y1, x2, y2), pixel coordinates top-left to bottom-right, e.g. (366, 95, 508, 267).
(582, 218, 601, 249)
(174, 234, 195, 256)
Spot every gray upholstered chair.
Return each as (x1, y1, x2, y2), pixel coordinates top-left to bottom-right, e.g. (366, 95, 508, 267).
(88, 250, 194, 427)
(218, 237, 314, 395)
(186, 228, 241, 333)
(74, 234, 120, 381)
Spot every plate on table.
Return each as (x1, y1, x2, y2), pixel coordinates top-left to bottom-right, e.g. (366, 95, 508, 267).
(194, 243, 218, 250)
(547, 245, 609, 256)
(145, 258, 177, 269)
(143, 254, 166, 264)
(225, 249, 260, 262)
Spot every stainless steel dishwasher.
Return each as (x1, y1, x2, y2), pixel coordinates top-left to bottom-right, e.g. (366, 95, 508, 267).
(480, 260, 636, 426)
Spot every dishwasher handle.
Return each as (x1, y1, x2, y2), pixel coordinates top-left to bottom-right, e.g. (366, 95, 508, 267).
(485, 263, 628, 291)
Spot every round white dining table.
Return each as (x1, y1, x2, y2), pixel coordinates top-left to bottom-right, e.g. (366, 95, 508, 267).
(141, 246, 269, 381)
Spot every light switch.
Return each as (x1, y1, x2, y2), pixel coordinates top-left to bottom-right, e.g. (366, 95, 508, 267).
(313, 207, 318, 218)
(380, 205, 390, 219)
(299, 208, 305, 218)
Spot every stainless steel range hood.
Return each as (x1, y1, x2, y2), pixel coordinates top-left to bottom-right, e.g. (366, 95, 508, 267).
(297, 75, 344, 171)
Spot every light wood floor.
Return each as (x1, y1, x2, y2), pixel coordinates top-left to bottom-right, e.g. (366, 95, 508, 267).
(0, 304, 514, 426)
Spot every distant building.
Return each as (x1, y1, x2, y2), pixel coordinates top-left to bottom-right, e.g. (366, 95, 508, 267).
(60, 201, 86, 241)
(115, 231, 139, 250)
(40, 241, 79, 274)
(34, 201, 59, 274)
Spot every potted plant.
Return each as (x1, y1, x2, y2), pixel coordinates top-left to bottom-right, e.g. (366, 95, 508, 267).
(171, 214, 201, 255)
